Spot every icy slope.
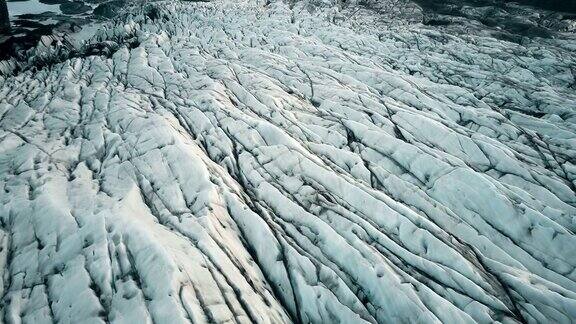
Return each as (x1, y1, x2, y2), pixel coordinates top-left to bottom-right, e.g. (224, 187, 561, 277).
(1, 0, 576, 322)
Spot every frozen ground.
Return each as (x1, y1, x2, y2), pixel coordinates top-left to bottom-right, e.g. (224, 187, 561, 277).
(0, 0, 576, 322)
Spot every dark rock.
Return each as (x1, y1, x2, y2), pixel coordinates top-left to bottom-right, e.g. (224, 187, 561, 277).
(12, 18, 49, 28)
(0, 0, 9, 33)
(83, 0, 107, 4)
(60, 1, 91, 14)
(39, 0, 69, 4)
(16, 12, 60, 19)
(53, 20, 82, 32)
(93, 0, 124, 18)
(413, 0, 574, 38)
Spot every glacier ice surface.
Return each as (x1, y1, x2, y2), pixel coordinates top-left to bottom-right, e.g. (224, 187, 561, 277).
(1, 0, 576, 322)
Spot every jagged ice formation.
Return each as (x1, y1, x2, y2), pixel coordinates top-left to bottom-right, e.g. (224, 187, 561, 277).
(1, 0, 576, 322)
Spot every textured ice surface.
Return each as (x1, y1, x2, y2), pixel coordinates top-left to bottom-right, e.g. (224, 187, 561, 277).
(1, 0, 576, 322)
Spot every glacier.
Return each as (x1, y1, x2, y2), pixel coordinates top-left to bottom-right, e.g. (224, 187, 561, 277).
(0, 0, 576, 322)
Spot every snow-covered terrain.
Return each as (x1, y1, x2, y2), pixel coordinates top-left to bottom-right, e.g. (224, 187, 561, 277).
(1, 0, 576, 322)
